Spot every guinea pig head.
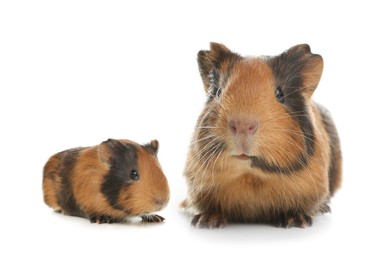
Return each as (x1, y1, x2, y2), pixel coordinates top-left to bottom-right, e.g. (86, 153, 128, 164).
(98, 139, 169, 216)
(196, 43, 323, 173)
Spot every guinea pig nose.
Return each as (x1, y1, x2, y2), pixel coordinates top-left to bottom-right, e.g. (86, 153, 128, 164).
(229, 119, 258, 136)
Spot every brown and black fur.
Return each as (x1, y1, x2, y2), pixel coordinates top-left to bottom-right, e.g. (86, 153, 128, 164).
(43, 139, 170, 224)
(182, 43, 342, 228)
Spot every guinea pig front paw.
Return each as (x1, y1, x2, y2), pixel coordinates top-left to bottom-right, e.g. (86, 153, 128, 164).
(89, 215, 124, 224)
(141, 214, 165, 223)
(275, 212, 313, 228)
(191, 212, 227, 229)
(319, 203, 331, 214)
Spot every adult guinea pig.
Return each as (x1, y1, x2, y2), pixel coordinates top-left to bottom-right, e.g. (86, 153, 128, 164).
(43, 138, 170, 224)
(182, 43, 342, 228)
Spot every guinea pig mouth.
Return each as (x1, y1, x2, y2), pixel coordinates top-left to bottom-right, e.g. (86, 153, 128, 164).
(233, 154, 251, 160)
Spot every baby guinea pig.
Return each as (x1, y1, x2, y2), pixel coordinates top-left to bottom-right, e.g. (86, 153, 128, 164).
(43, 138, 170, 224)
(182, 43, 342, 228)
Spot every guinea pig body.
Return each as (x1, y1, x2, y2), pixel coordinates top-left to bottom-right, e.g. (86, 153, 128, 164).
(183, 43, 342, 228)
(43, 139, 170, 224)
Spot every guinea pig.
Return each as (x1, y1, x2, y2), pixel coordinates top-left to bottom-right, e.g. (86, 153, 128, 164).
(182, 43, 342, 228)
(43, 138, 170, 224)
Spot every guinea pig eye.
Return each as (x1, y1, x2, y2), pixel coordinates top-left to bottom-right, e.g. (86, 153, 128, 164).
(275, 87, 284, 103)
(129, 170, 139, 180)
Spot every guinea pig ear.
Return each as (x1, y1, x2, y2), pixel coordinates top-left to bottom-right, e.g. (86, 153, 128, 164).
(197, 42, 241, 93)
(143, 139, 159, 155)
(98, 138, 117, 164)
(303, 53, 323, 97)
(285, 44, 324, 98)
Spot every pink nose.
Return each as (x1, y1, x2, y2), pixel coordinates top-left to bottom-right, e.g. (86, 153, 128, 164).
(229, 119, 258, 136)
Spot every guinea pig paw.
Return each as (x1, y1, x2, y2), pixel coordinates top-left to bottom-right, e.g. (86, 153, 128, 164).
(276, 213, 313, 228)
(141, 214, 165, 223)
(319, 203, 331, 214)
(191, 212, 227, 229)
(89, 215, 124, 224)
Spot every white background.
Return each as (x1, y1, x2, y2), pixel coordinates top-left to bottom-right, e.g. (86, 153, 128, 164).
(1, 0, 389, 259)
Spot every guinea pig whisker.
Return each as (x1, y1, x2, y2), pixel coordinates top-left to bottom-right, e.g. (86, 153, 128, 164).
(197, 132, 221, 150)
(279, 74, 302, 90)
(196, 154, 219, 192)
(280, 74, 300, 85)
(190, 133, 220, 146)
(189, 139, 225, 193)
(194, 142, 222, 173)
(192, 139, 219, 163)
(197, 126, 219, 129)
(186, 137, 220, 174)
(282, 86, 303, 99)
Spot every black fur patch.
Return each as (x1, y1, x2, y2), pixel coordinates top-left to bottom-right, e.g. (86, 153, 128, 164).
(253, 50, 316, 174)
(207, 59, 238, 103)
(251, 153, 309, 174)
(316, 103, 341, 195)
(101, 141, 138, 212)
(207, 69, 221, 102)
(142, 143, 158, 155)
(57, 148, 84, 217)
(198, 48, 242, 103)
